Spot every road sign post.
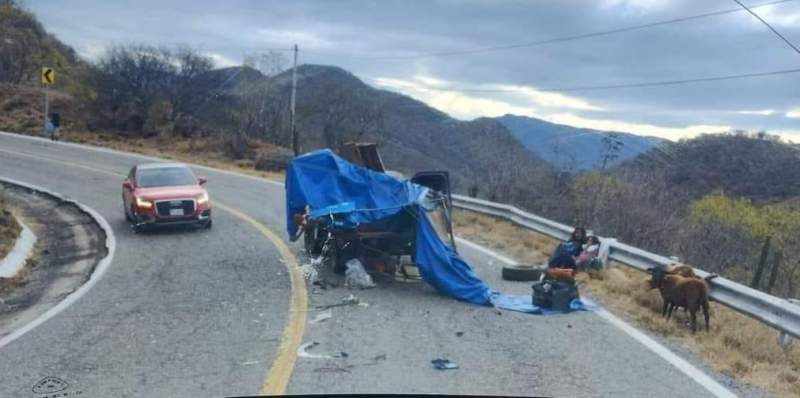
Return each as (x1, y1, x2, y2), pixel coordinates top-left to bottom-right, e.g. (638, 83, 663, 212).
(41, 67, 54, 138)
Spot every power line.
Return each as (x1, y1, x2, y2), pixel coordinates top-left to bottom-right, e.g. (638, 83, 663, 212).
(303, 0, 795, 60)
(731, 0, 800, 56)
(370, 67, 800, 93)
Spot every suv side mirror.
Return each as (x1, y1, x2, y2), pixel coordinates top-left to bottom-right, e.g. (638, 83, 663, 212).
(123, 180, 133, 190)
(197, 176, 207, 185)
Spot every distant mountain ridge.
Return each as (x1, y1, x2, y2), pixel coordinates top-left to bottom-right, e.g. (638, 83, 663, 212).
(496, 114, 666, 171)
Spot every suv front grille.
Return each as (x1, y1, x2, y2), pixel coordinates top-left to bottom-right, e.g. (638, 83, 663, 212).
(155, 199, 195, 217)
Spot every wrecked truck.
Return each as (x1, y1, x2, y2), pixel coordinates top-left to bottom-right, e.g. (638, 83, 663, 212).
(285, 146, 492, 304)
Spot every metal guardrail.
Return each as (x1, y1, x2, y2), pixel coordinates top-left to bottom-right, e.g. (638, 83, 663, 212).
(452, 194, 800, 340)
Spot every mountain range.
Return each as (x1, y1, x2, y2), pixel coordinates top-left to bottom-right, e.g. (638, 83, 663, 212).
(496, 114, 666, 171)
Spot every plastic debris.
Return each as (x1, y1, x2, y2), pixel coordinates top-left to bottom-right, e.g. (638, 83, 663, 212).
(316, 294, 361, 310)
(299, 257, 323, 285)
(431, 358, 459, 370)
(309, 310, 332, 325)
(297, 342, 349, 359)
(344, 259, 375, 289)
(298, 342, 334, 359)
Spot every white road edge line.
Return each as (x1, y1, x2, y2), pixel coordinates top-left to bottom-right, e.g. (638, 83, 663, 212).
(0, 176, 116, 350)
(0, 217, 36, 278)
(0, 131, 737, 397)
(455, 236, 737, 398)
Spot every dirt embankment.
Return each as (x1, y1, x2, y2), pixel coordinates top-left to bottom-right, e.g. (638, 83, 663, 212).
(0, 194, 21, 259)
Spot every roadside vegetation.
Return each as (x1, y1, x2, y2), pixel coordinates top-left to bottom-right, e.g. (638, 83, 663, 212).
(453, 209, 800, 398)
(0, 192, 21, 260)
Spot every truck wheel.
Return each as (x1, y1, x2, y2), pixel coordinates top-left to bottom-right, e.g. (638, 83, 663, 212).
(502, 264, 546, 281)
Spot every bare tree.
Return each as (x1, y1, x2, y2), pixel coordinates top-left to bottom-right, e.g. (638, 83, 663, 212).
(92, 45, 212, 135)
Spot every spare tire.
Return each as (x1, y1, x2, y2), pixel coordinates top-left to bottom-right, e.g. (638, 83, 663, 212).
(502, 264, 546, 281)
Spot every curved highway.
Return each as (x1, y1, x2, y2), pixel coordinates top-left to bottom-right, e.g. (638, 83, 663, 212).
(0, 132, 748, 397)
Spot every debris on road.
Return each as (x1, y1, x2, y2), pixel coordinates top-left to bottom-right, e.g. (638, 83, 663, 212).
(299, 257, 322, 285)
(313, 366, 352, 373)
(344, 258, 375, 289)
(309, 310, 332, 324)
(431, 358, 459, 370)
(298, 342, 349, 359)
(315, 294, 362, 310)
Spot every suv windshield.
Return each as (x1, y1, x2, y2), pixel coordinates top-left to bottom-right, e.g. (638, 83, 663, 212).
(137, 167, 196, 187)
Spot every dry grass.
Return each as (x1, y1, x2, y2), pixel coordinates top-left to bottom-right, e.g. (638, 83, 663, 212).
(453, 209, 800, 398)
(0, 196, 21, 260)
(453, 210, 557, 265)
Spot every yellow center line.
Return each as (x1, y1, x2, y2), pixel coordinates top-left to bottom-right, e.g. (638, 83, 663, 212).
(0, 147, 307, 395)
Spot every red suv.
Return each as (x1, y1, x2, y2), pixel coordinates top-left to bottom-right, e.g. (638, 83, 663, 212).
(122, 163, 212, 232)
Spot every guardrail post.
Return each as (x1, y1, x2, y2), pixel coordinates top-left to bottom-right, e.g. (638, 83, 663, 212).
(779, 299, 800, 350)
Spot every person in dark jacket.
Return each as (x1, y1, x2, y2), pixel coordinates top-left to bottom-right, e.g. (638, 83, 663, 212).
(548, 227, 587, 269)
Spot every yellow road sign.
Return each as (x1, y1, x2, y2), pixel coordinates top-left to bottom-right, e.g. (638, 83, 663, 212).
(41, 67, 55, 85)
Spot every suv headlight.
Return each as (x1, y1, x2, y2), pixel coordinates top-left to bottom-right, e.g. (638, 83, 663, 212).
(196, 192, 209, 205)
(135, 196, 153, 209)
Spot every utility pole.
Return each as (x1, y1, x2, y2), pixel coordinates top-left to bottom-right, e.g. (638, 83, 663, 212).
(290, 44, 299, 156)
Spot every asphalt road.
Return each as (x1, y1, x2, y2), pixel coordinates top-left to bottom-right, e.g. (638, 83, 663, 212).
(0, 132, 748, 397)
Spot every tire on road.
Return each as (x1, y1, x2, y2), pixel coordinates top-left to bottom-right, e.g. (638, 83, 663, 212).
(502, 264, 546, 281)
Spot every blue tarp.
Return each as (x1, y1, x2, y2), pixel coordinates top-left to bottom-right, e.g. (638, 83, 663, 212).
(492, 294, 596, 315)
(286, 149, 428, 238)
(285, 149, 493, 305)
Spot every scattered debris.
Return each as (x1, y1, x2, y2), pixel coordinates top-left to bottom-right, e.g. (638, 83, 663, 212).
(431, 358, 459, 370)
(299, 257, 323, 285)
(297, 342, 350, 360)
(313, 366, 352, 373)
(344, 259, 375, 289)
(455, 331, 464, 337)
(309, 310, 333, 325)
(316, 294, 361, 310)
(298, 342, 331, 359)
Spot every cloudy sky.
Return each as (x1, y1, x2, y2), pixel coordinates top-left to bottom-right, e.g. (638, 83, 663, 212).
(26, 0, 800, 140)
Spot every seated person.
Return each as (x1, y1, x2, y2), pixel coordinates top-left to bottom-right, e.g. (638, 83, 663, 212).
(576, 235, 601, 270)
(548, 227, 587, 269)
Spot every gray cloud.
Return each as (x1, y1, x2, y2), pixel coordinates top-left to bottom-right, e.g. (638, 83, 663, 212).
(26, 0, 800, 139)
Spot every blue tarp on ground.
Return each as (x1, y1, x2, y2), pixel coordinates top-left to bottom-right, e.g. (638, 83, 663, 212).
(492, 294, 596, 315)
(285, 149, 493, 305)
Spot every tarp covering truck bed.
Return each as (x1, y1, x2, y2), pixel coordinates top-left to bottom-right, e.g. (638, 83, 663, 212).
(286, 149, 493, 304)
